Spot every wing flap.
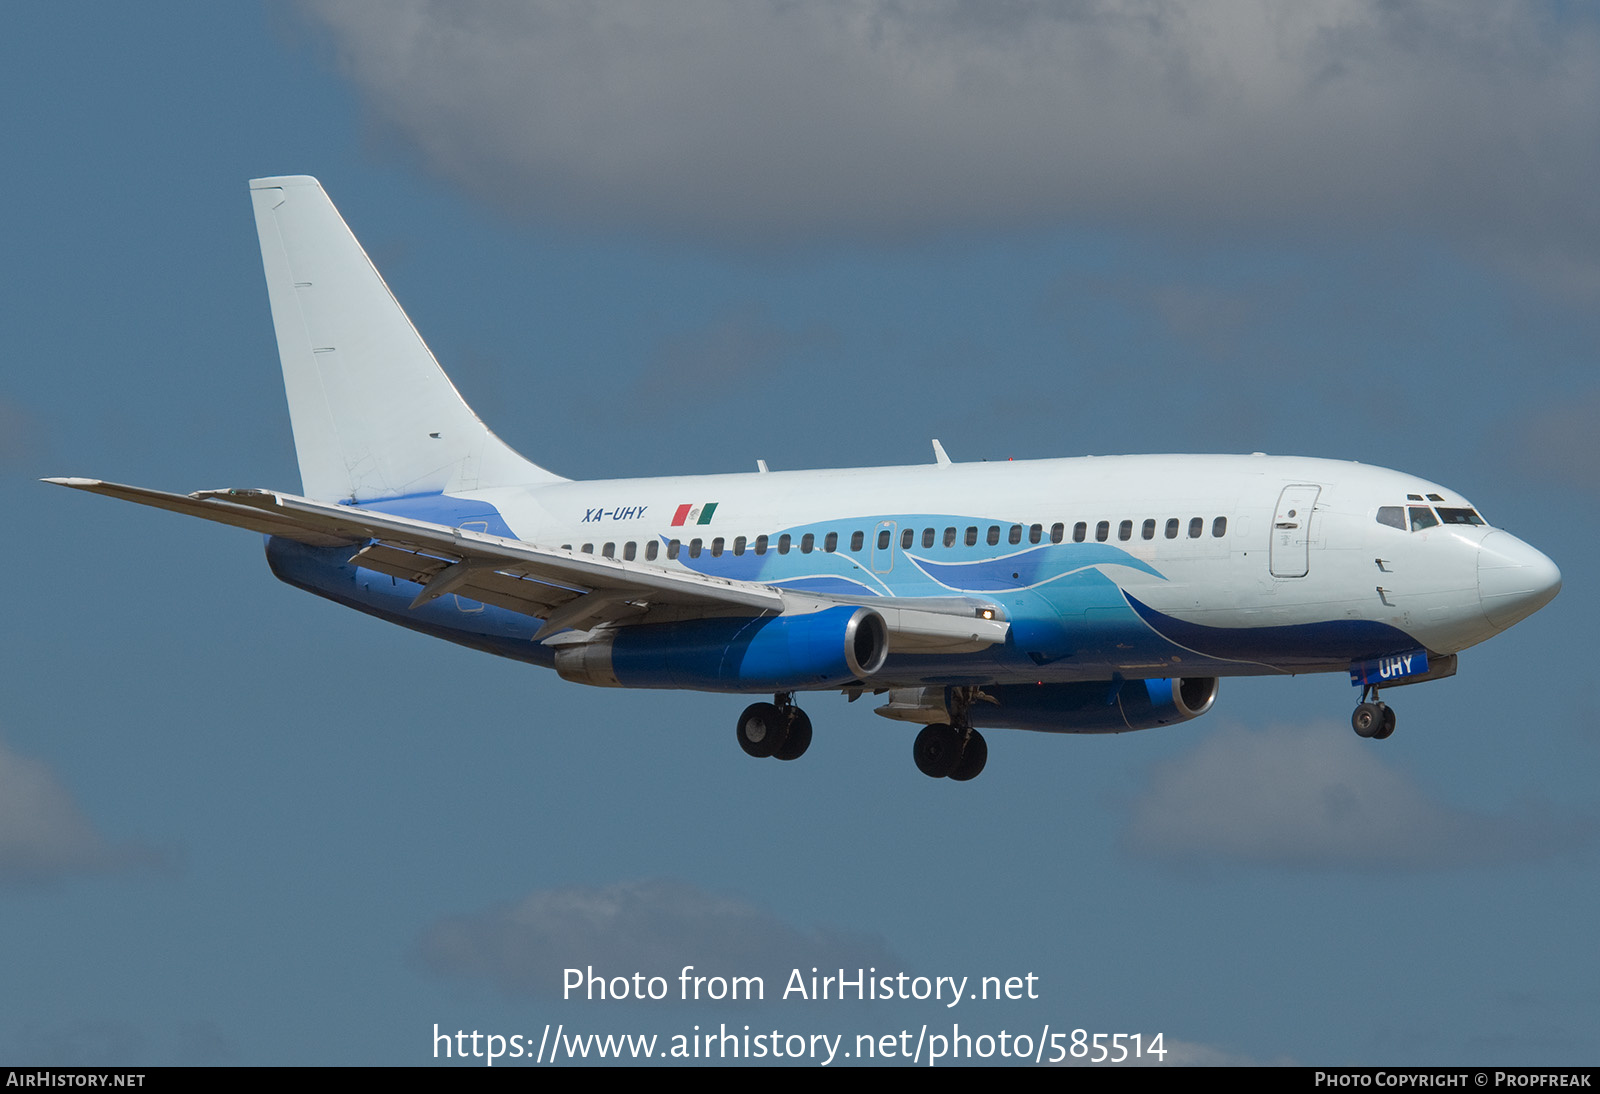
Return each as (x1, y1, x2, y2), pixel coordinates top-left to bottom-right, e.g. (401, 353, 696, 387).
(348, 542, 586, 619)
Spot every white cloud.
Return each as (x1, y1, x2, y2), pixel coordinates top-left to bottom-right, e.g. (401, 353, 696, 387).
(298, 0, 1600, 256)
(416, 878, 896, 998)
(1156, 1038, 1292, 1066)
(0, 741, 166, 885)
(1058, 1037, 1292, 1065)
(1123, 724, 1593, 871)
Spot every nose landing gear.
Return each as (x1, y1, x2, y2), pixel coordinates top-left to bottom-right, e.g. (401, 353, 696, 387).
(1351, 685, 1397, 740)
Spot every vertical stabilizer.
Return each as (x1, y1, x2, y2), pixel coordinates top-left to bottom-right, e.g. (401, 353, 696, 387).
(249, 176, 564, 502)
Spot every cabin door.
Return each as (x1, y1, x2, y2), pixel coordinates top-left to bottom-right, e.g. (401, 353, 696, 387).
(1270, 486, 1320, 578)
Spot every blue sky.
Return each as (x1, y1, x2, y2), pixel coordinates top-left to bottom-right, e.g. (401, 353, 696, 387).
(4, 1, 1596, 1066)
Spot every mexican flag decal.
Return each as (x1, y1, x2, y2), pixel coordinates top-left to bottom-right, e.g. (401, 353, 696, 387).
(671, 502, 719, 527)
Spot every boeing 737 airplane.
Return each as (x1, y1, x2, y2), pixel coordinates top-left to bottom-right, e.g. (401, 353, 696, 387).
(49, 176, 1562, 781)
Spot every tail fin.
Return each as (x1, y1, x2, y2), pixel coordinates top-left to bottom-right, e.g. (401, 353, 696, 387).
(249, 175, 565, 502)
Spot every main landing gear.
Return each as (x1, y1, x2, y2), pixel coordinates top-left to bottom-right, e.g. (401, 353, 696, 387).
(1351, 684, 1397, 740)
(912, 687, 989, 781)
(736, 693, 812, 761)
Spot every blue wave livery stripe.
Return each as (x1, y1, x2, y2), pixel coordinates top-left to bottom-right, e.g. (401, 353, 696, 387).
(907, 541, 1163, 591)
(1124, 593, 1421, 665)
(670, 515, 1165, 598)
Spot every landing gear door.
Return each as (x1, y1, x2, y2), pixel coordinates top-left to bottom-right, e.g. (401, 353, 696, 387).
(1270, 485, 1321, 578)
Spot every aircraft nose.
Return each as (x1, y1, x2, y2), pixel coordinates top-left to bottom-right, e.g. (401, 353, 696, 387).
(1477, 531, 1561, 632)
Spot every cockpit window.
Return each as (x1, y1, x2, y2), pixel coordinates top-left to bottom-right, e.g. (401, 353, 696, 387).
(1409, 506, 1439, 532)
(1436, 507, 1485, 526)
(1376, 506, 1405, 530)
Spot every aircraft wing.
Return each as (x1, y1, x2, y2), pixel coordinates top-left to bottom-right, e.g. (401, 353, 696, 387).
(46, 479, 1008, 651)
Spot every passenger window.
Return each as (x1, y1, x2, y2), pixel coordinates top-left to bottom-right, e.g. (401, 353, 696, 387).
(1142, 518, 1155, 540)
(1188, 517, 1203, 538)
(581, 543, 594, 554)
(944, 527, 957, 547)
(1073, 521, 1087, 543)
(1165, 518, 1179, 539)
(879, 529, 892, 550)
(801, 533, 815, 554)
(923, 528, 935, 549)
(1008, 524, 1022, 545)
(689, 539, 702, 558)
(561, 544, 571, 552)
(1095, 521, 1109, 542)
(1029, 524, 1042, 544)
(646, 540, 660, 561)
(1118, 520, 1132, 541)
(850, 530, 864, 552)
(965, 526, 978, 547)
(603, 542, 616, 558)
(667, 540, 680, 560)
(754, 534, 768, 555)
(1409, 507, 1438, 532)
(732, 536, 746, 556)
(986, 526, 1000, 546)
(1212, 516, 1227, 538)
(824, 532, 838, 553)
(1051, 522, 1065, 544)
(900, 528, 913, 549)
(778, 534, 791, 555)
(623, 542, 637, 561)
(710, 537, 724, 557)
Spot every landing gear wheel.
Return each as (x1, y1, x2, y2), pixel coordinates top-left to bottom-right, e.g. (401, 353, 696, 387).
(948, 730, 988, 781)
(1352, 701, 1387, 739)
(737, 702, 787, 758)
(774, 708, 813, 761)
(1374, 704, 1396, 740)
(913, 723, 963, 779)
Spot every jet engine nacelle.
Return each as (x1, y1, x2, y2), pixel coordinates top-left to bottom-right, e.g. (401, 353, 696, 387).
(555, 605, 888, 691)
(974, 677, 1220, 733)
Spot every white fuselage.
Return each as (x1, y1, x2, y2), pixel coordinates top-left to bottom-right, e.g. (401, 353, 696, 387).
(378, 451, 1557, 687)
